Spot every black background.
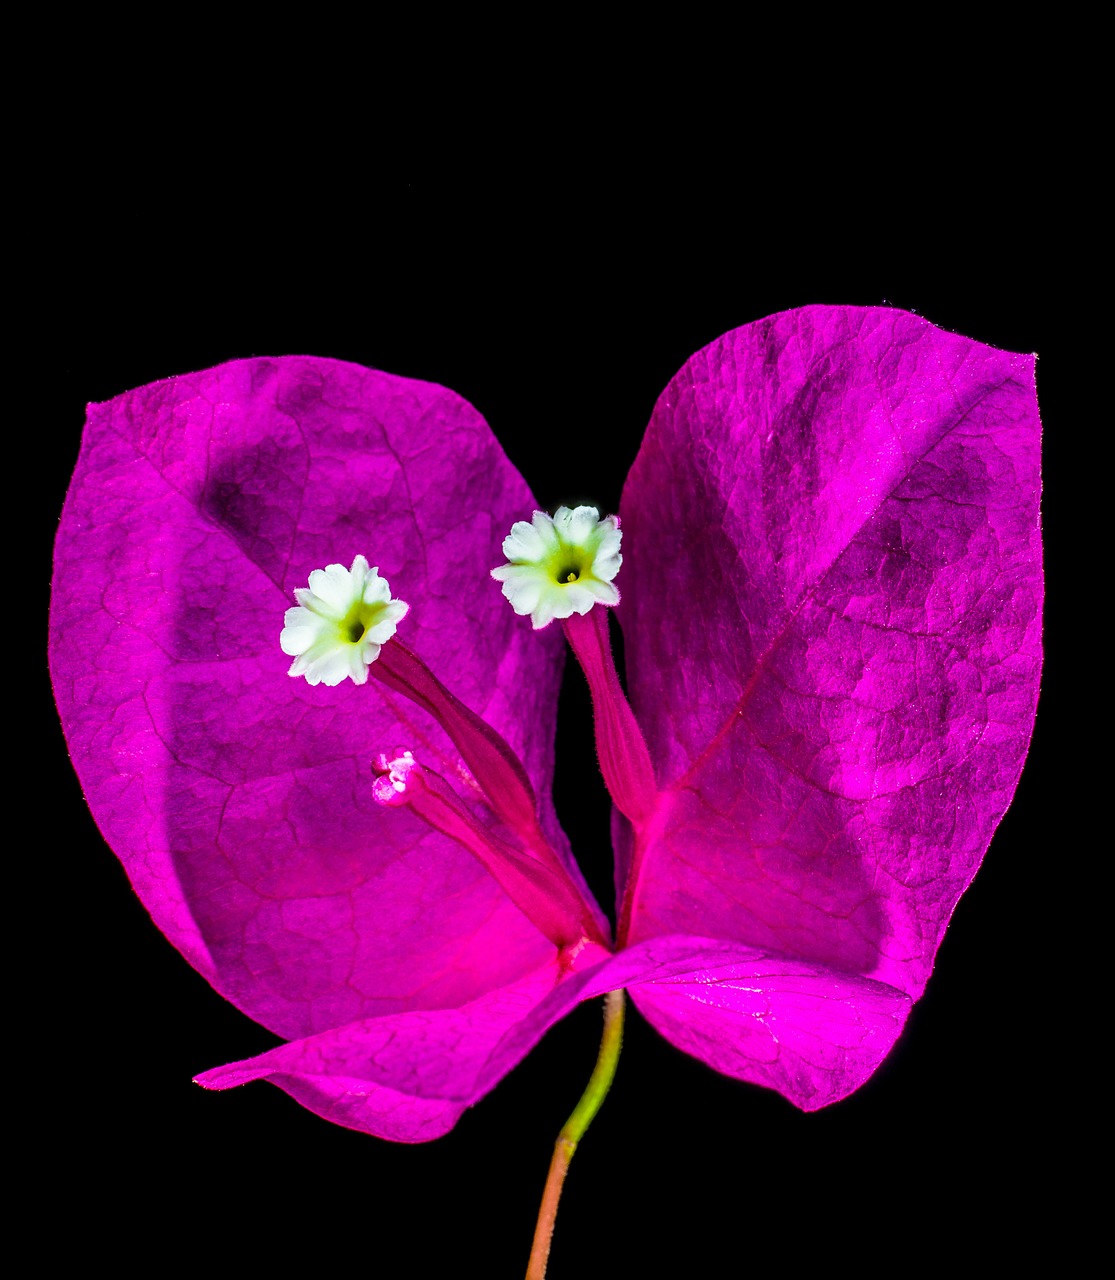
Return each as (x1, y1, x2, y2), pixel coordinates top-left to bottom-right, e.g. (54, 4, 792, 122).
(42, 187, 1069, 1274)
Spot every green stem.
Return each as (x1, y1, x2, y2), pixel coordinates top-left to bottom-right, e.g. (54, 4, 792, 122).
(525, 989, 626, 1279)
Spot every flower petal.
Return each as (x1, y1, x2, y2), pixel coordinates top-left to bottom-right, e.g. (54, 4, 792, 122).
(50, 356, 591, 1042)
(501, 519, 548, 562)
(628, 957, 910, 1112)
(619, 305, 1043, 1005)
(195, 961, 574, 1142)
(362, 570, 392, 606)
(307, 562, 356, 613)
(197, 935, 909, 1135)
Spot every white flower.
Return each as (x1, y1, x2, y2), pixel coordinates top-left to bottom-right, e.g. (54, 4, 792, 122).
(491, 506, 621, 629)
(280, 556, 409, 686)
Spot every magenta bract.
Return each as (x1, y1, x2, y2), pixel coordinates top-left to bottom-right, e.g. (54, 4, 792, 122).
(50, 306, 1042, 1134)
(616, 308, 1043, 1082)
(49, 359, 586, 1037)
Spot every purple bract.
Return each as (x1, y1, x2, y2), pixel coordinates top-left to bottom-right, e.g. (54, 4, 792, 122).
(49, 305, 1042, 1136)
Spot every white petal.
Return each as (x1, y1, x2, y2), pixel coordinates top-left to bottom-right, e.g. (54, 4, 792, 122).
(595, 521, 622, 560)
(283, 605, 316, 629)
(365, 615, 400, 645)
(342, 556, 368, 600)
(358, 635, 385, 667)
(366, 599, 408, 643)
(494, 565, 541, 585)
(584, 578, 620, 605)
(562, 583, 597, 615)
(294, 586, 339, 620)
(362, 570, 392, 605)
(348, 646, 371, 684)
(502, 582, 543, 616)
(280, 623, 324, 656)
(288, 634, 332, 681)
(592, 550, 622, 583)
(531, 592, 560, 629)
(550, 507, 573, 540)
(498, 567, 547, 616)
(502, 519, 548, 562)
(306, 646, 356, 687)
(530, 510, 561, 553)
(281, 606, 329, 654)
(564, 505, 602, 544)
(308, 563, 356, 612)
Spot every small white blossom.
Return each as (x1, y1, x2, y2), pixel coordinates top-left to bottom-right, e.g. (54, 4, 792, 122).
(491, 506, 621, 629)
(280, 556, 409, 686)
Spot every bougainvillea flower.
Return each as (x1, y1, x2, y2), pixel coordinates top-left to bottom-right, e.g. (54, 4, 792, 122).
(491, 505, 623, 627)
(50, 305, 1042, 1138)
(279, 555, 409, 685)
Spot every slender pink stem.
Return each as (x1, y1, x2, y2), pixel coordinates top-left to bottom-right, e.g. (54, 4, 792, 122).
(563, 609, 657, 827)
(398, 764, 606, 948)
(373, 639, 540, 839)
(372, 640, 611, 946)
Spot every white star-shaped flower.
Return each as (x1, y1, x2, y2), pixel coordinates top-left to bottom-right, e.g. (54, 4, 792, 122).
(491, 506, 621, 629)
(280, 556, 409, 686)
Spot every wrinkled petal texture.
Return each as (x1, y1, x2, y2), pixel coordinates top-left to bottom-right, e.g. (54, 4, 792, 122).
(620, 304, 1043, 1060)
(50, 357, 577, 1040)
(198, 934, 905, 1136)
